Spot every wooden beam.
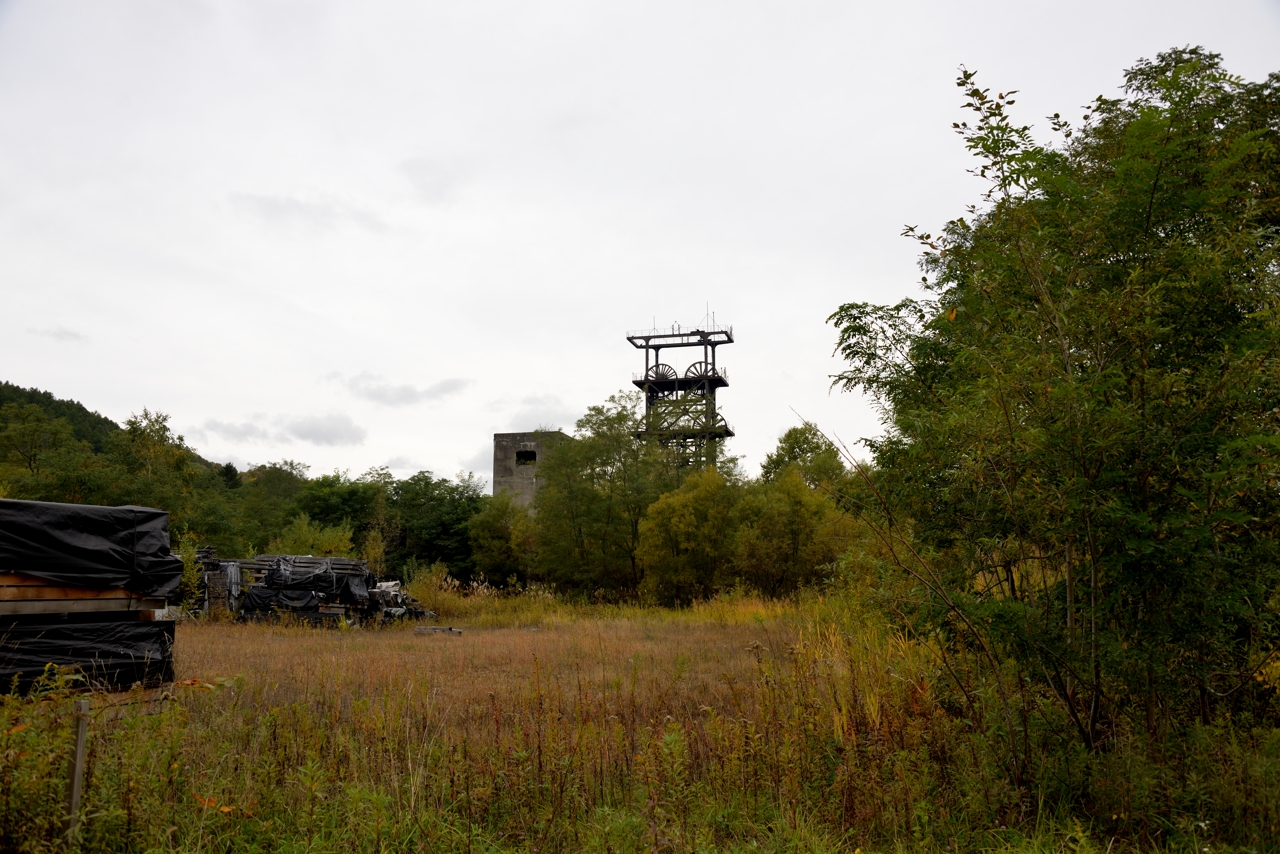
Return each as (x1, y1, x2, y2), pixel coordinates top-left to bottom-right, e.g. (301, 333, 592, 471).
(0, 599, 165, 616)
(0, 586, 134, 602)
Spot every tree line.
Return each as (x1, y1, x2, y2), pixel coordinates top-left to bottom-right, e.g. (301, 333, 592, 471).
(0, 385, 854, 600)
(469, 394, 860, 604)
(0, 393, 484, 579)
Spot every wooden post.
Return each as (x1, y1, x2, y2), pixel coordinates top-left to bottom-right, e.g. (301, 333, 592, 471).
(64, 698, 89, 838)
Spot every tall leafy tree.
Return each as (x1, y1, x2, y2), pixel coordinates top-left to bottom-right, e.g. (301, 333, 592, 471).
(0, 404, 76, 474)
(735, 467, 851, 597)
(759, 422, 846, 487)
(534, 393, 679, 595)
(391, 471, 486, 580)
(638, 467, 741, 604)
(830, 49, 1280, 751)
(467, 491, 535, 585)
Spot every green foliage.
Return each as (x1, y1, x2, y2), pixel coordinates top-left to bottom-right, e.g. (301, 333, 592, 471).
(829, 48, 1280, 748)
(267, 513, 357, 557)
(735, 467, 851, 596)
(292, 468, 395, 572)
(0, 403, 77, 474)
(638, 468, 741, 604)
(391, 471, 486, 581)
(467, 491, 535, 585)
(234, 460, 310, 550)
(297, 471, 382, 531)
(216, 461, 240, 490)
(533, 394, 679, 596)
(760, 422, 846, 487)
(176, 531, 203, 611)
(0, 380, 120, 451)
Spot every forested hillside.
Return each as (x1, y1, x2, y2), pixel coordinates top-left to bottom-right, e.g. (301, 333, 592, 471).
(0, 392, 485, 578)
(0, 382, 120, 452)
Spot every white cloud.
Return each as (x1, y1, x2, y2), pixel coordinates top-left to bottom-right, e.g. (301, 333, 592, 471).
(203, 419, 276, 443)
(400, 156, 473, 206)
(28, 326, 88, 342)
(229, 193, 388, 233)
(339, 373, 471, 407)
(284, 413, 367, 446)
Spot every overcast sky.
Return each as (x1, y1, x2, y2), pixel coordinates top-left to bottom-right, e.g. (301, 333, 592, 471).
(2, 1, 1278, 489)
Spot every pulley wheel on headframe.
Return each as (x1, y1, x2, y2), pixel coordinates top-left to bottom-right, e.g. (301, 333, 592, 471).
(646, 364, 678, 381)
(684, 361, 717, 379)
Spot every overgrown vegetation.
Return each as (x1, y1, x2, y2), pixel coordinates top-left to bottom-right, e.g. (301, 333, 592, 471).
(2, 47, 1278, 851)
(0, 403, 486, 581)
(6, 595, 1279, 852)
(830, 46, 1280, 755)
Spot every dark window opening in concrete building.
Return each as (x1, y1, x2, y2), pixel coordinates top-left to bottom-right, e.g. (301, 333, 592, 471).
(493, 431, 571, 506)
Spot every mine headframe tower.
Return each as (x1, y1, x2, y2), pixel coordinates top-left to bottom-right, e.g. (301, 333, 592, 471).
(627, 323, 734, 467)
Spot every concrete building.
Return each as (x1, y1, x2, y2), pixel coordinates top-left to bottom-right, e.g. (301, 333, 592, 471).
(492, 431, 570, 506)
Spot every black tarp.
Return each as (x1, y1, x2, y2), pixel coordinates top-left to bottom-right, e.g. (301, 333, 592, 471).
(0, 618, 175, 691)
(277, 590, 325, 609)
(262, 557, 370, 605)
(0, 499, 184, 598)
(240, 587, 278, 612)
(239, 587, 326, 614)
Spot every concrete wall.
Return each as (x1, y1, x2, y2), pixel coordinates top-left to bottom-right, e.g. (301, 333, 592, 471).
(492, 431, 570, 506)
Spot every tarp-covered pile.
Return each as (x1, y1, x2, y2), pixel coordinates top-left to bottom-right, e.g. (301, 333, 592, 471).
(0, 618, 174, 689)
(0, 499, 178, 692)
(0, 499, 184, 598)
(236, 554, 429, 623)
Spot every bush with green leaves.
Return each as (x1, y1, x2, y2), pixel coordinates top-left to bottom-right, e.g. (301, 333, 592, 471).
(829, 48, 1280, 754)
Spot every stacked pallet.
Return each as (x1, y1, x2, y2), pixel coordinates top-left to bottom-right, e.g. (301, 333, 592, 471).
(0, 499, 181, 693)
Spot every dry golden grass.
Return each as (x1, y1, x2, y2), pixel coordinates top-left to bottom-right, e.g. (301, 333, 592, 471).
(173, 607, 799, 731)
(7, 594, 1275, 852)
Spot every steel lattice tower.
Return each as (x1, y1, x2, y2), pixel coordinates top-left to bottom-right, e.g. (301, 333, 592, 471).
(627, 322, 734, 466)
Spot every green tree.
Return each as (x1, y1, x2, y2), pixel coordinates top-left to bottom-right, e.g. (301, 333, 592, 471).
(760, 422, 846, 487)
(217, 462, 240, 490)
(391, 471, 486, 581)
(734, 467, 849, 596)
(0, 403, 76, 474)
(296, 471, 381, 531)
(534, 394, 678, 596)
(267, 513, 357, 557)
(235, 461, 310, 551)
(830, 48, 1280, 751)
(638, 467, 740, 604)
(467, 492, 535, 585)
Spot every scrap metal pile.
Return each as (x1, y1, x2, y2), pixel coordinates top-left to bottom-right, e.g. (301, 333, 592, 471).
(200, 550, 430, 625)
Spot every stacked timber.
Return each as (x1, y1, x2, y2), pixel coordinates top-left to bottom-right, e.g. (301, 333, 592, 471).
(0, 499, 181, 693)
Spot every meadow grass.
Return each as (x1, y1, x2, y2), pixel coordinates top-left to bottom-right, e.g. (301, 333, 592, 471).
(2, 593, 1277, 852)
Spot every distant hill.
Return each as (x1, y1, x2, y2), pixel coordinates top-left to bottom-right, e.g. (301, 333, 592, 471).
(0, 382, 121, 451)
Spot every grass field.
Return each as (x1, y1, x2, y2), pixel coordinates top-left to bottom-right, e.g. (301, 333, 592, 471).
(3, 593, 1276, 852)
